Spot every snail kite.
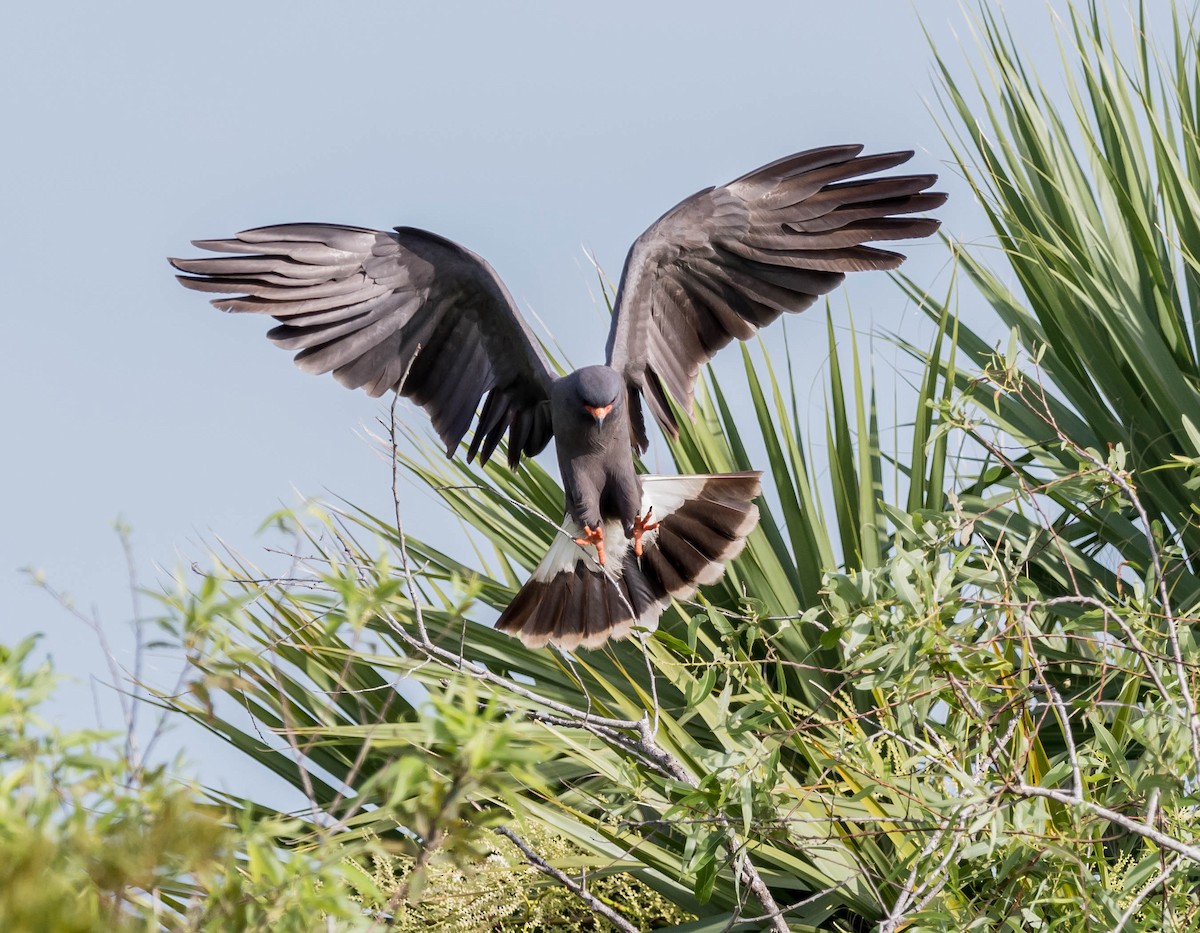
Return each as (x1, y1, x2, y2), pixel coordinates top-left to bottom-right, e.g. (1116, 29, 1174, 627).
(170, 144, 945, 650)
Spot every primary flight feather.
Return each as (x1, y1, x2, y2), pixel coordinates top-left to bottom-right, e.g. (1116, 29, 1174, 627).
(171, 144, 945, 650)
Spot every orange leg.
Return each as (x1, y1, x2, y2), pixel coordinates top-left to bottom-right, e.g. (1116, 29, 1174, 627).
(631, 507, 661, 557)
(574, 524, 606, 566)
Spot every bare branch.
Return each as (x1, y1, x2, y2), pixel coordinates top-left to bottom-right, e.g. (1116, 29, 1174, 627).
(1111, 853, 1182, 933)
(495, 826, 640, 933)
(1010, 785, 1200, 864)
(880, 810, 970, 933)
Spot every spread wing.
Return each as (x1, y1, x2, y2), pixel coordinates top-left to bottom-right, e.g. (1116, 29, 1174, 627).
(170, 224, 556, 468)
(605, 145, 946, 448)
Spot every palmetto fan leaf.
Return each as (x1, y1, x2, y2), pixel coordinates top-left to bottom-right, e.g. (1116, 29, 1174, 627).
(927, 0, 1200, 586)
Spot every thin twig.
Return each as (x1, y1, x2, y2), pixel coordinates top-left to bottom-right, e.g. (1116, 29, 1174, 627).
(879, 810, 969, 932)
(638, 631, 661, 736)
(1111, 853, 1182, 933)
(116, 523, 145, 777)
(390, 387, 430, 647)
(495, 826, 640, 933)
(1010, 785, 1200, 864)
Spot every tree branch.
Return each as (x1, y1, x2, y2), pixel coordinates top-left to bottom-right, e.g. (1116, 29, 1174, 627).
(495, 826, 640, 933)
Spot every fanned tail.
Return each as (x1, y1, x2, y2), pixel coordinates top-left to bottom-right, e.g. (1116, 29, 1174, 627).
(496, 472, 761, 650)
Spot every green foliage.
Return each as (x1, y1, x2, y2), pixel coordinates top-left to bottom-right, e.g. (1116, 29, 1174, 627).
(1, 637, 214, 932)
(20, 2, 1200, 930)
(356, 825, 693, 931)
(0, 637, 382, 931)
(918, 0, 1200, 591)
(137, 4, 1200, 927)
(146, 323, 1200, 930)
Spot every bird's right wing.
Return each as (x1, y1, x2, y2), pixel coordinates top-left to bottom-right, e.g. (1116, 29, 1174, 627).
(605, 145, 946, 447)
(171, 224, 556, 468)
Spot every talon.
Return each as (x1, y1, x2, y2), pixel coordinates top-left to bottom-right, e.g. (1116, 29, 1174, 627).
(632, 506, 661, 557)
(574, 524, 606, 566)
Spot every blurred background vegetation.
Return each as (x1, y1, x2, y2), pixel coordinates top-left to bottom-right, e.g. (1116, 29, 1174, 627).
(11, 2, 1200, 929)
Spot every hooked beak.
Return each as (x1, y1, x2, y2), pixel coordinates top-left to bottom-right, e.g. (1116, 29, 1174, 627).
(584, 403, 613, 426)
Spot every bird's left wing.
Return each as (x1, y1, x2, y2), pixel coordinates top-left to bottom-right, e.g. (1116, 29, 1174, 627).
(171, 224, 555, 468)
(605, 145, 946, 448)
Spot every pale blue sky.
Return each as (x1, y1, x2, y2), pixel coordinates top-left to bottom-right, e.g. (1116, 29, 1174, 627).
(1, 2, 1164, 792)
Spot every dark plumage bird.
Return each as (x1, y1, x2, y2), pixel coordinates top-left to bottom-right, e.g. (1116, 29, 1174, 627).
(170, 144, 945, 651)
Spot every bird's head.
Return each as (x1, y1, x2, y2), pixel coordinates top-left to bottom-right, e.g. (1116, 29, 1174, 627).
(573, 365, 623, 427)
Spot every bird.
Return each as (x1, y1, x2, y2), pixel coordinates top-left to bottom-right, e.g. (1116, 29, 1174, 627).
(170, 144, 944, 651)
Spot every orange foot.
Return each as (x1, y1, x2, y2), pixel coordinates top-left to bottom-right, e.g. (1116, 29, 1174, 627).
(574, 524, 606, 566)
(631, 507, 661, 557)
